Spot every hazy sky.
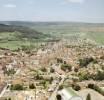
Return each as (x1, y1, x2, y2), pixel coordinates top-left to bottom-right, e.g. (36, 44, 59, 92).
(0, 0, 104, 22)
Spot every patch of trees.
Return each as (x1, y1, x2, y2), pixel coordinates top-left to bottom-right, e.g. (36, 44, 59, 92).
(56, 58, 66, 64)
(10, 84, 24, 90)
(56, 58, 63, 63)
(78, 70, 104, 81)
(3, 68, 16, 76)
(61, 64, 72, 72)
(95, 70, 104, 80)
(5, 98, 11, 100)
(78, 71, 95, 81)
(34, 74, 44, 80)
(79, 57, 95, 67)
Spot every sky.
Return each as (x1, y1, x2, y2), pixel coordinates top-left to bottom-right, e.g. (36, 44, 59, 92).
(0, 0, 104, 23)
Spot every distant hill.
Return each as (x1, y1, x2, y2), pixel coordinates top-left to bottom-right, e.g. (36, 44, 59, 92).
(0, 23, 49, 50)
(0, 21, 104, 27)
(0, 23, 45, 39)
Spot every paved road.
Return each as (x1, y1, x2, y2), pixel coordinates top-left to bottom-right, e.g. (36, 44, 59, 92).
(0, 84, 8, 98)
(49, 76, 65, 100)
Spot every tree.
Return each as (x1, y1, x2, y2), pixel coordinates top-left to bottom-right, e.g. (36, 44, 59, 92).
(86, 93, 91, 100)
(72, 84, 81, 91)
(61, 64, 72, 72)
(29, 83, 35, 89)
(79, 57, 94, 67)
(50, 68, 55, 73)
(10, 84, 24, 90)
(95, 71, 104, 80)
(58, 85, 64, 90)
(56, 58, 63, 63)
(41, 67, 47, 72)
(8, 98, 11, 100)
(88, 84, 94, 89)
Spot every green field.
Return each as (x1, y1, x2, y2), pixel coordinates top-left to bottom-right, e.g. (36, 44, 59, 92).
(0, 22, 104, 50)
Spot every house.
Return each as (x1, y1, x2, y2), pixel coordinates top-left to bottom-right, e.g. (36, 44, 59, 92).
(56, 87, 83, 100)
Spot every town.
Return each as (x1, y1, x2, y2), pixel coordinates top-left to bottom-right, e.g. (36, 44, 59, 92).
(0, 41, 104, 100)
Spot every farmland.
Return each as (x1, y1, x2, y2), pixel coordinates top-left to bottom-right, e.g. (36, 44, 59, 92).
(0, 21, 104, 49)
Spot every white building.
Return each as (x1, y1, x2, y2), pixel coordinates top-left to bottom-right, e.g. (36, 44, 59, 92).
(56, 87, 83, 100)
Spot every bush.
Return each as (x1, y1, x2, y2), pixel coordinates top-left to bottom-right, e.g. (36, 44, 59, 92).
(58, 85, 64, 90)
(78, 72, 90, 81)
(88, 84, 94, 89)
(61, 64, 72, 72)
(35, 74, 43, 80)
(6, 69, 16, 76)
(50, 68, 55, 73)
(29, 83, 35, 89)
(72, 84, 81, 91)
(79, 57, 94, 67)
(56, 95, 62, 100)
(41, 67, 47, 72)
(95, 71, 104, 80)
(10, 84, 24, 90)
(56, 58, 63, 63)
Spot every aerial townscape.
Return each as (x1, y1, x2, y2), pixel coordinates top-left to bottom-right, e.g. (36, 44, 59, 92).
(0, 22, 103, 100)
(0, 0, 104, 100)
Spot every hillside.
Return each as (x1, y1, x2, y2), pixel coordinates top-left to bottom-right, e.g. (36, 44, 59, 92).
(0, 21, 104, 50)
(0, 24, 49, 50)
(0, 24, 44, 39)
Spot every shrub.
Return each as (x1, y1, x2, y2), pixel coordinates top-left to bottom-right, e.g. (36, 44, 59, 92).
(58, 85, 64, 90)
(6, 69, 16, 76)
(56, 95, 62, 100)
(72, 84, 81, 91)
(41, 67, 47, 72)
(35, 74, 43, 80)
(95, 71, 104, 80)
(10, 84, 24, 90)
(61, 64, 72, 72)
(29, 83, 35, 89)
(78, 72, 90, 81)
(79, 57, 94, 67)
(56, 58, 63, 63)
(88, 84, 94, 89)
(50, 68, 55, 73)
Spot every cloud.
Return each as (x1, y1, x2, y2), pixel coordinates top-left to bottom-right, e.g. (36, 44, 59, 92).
(3, 4, 16, 8)
(61, 0, 85, 5)
(67, 0, 84, 3)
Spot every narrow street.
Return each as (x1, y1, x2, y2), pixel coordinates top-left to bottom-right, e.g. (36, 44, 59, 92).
(49, 76, 65, 100)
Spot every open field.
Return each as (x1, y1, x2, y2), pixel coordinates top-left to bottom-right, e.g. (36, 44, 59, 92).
(0, 22, 104, 50)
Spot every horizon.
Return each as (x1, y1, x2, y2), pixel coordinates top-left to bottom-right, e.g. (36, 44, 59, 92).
(0, 0, 104, 23)
(0, 20, 104, 24)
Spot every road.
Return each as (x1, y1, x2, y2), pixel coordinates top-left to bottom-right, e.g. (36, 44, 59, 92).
(0, 84, 8, 98)
(48, 76, 65, 100)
